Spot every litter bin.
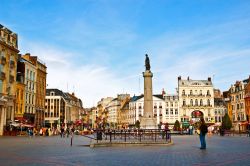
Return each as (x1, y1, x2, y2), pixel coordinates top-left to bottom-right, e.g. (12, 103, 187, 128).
(97, 131, 102, 140)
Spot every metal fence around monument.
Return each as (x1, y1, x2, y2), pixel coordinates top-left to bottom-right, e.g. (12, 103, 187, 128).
(94, 129, 171, 143)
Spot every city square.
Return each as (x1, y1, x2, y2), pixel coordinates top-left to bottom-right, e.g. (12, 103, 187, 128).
(1, 1, 250, 166)
(0, 135, 249, 166)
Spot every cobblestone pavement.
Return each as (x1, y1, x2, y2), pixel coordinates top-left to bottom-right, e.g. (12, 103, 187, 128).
(0, 134, 249, 166)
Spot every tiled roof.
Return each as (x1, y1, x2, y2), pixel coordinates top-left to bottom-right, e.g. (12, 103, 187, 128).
(129, 94, 164, 101)
(214, 98, 225, 107)
(153, 94, 164, 100)
(130, 95, 144, 102)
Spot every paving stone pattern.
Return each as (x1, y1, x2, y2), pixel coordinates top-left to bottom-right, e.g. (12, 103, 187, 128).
(0, 135, 249, 166)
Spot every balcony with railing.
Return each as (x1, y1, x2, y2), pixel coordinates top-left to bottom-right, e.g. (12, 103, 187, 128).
(182, 104, 213, 108)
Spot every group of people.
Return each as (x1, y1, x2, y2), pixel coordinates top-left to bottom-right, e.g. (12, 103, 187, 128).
(60, 126, 75, 138)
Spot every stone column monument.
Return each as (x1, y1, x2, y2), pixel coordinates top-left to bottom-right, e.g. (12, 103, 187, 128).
(140, 54, 157, 129)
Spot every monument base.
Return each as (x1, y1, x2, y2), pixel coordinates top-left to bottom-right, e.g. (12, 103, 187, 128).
(140, 117, 157, 129)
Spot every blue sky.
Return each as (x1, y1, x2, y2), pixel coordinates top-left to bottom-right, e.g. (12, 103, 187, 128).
(1, 0, 250, 107)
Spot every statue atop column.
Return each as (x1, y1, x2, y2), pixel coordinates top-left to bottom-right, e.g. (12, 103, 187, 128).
(145, 54, 150, 71)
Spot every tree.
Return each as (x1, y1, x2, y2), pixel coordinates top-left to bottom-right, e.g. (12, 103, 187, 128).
(174, 120, 180, 131)
(221, 113, 232, 130)
(135, 120, 140, 129)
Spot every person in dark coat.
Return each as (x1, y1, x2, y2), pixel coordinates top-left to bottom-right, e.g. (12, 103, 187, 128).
(199, 117, 208, 149)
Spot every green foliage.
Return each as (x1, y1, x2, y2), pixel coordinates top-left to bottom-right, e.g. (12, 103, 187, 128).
(135, 120, 140, 129)
(221, 113, 232, 130)
(174, 120, 180, 131)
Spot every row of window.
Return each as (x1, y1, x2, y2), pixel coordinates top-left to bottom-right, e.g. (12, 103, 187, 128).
(214, 110, 225, 115)
(26, 80, 35, 91)
(183, 99, 211, 106)
(26, 69, 36, 81)
(166, 102, 178, 107)
(182, 90, 211, 95)
(232, 103, 244, 110)
(233, 113, 245, 121)
(215, 116, 223, 122)
(25, 106, 35, 114)
(45, 112, 59, 117)
(25, 93, 35, 105)
(166, 109, 178, 115)
(231, 93, 244, 101)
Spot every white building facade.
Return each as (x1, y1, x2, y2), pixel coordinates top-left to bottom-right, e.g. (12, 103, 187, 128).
(22, 55, 37, 123)
(178, 76, 215, 124)
(214, 98, 227, 124)
(106, 98, 119, 126)
(164, 94, 180, 124)
(128, 95, 165, 126)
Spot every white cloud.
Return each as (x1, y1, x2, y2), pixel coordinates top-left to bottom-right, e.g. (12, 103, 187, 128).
(20, 41, 141, 107)
(18, 17, 250, 107)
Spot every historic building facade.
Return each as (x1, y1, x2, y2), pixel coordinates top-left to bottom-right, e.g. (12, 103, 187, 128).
(31, 56, 47, 128)
(245, 76, 250, 123)
(178, 76, 214, 124)
(214, 89, 227, 124)
(64, 92, 82, 123)
(105, 94, 130, 129)
(15, 70, 25, 119)
(128, 94, 165, 127)
(214, 98, 227, 124)
(21, 54, 37, 124)
(119, 95, 130, 128)
(164, 94, 179, 125)
(106, 98, 119, 128)
(229, 78, 249, 131)
(95, 97, 113, 128)
(0, 24, 19, 135)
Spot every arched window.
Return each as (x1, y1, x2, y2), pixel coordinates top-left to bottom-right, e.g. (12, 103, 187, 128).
(190, 99, 193, 106)
(207, 90, 210, 95)
(183, 100, 186, 106)
(200, 99, 203, 106)
(182, 90, 185, 95)
(195, 99, 198, 106)
(207, 99, 210, 106)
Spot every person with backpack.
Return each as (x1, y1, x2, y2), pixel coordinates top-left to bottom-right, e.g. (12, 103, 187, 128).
(199, 117, 208, 149)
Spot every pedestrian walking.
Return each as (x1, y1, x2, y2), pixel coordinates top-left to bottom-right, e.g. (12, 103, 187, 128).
(60, 127, 65, 138)
(39, 128, 43, 136)
(66, 127, 70, 138)
(198, 117, 208, 149)
(189, 125, 193, 135)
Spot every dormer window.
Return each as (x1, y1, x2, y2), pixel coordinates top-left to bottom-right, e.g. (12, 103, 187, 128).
(50, 91, 55, 96)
